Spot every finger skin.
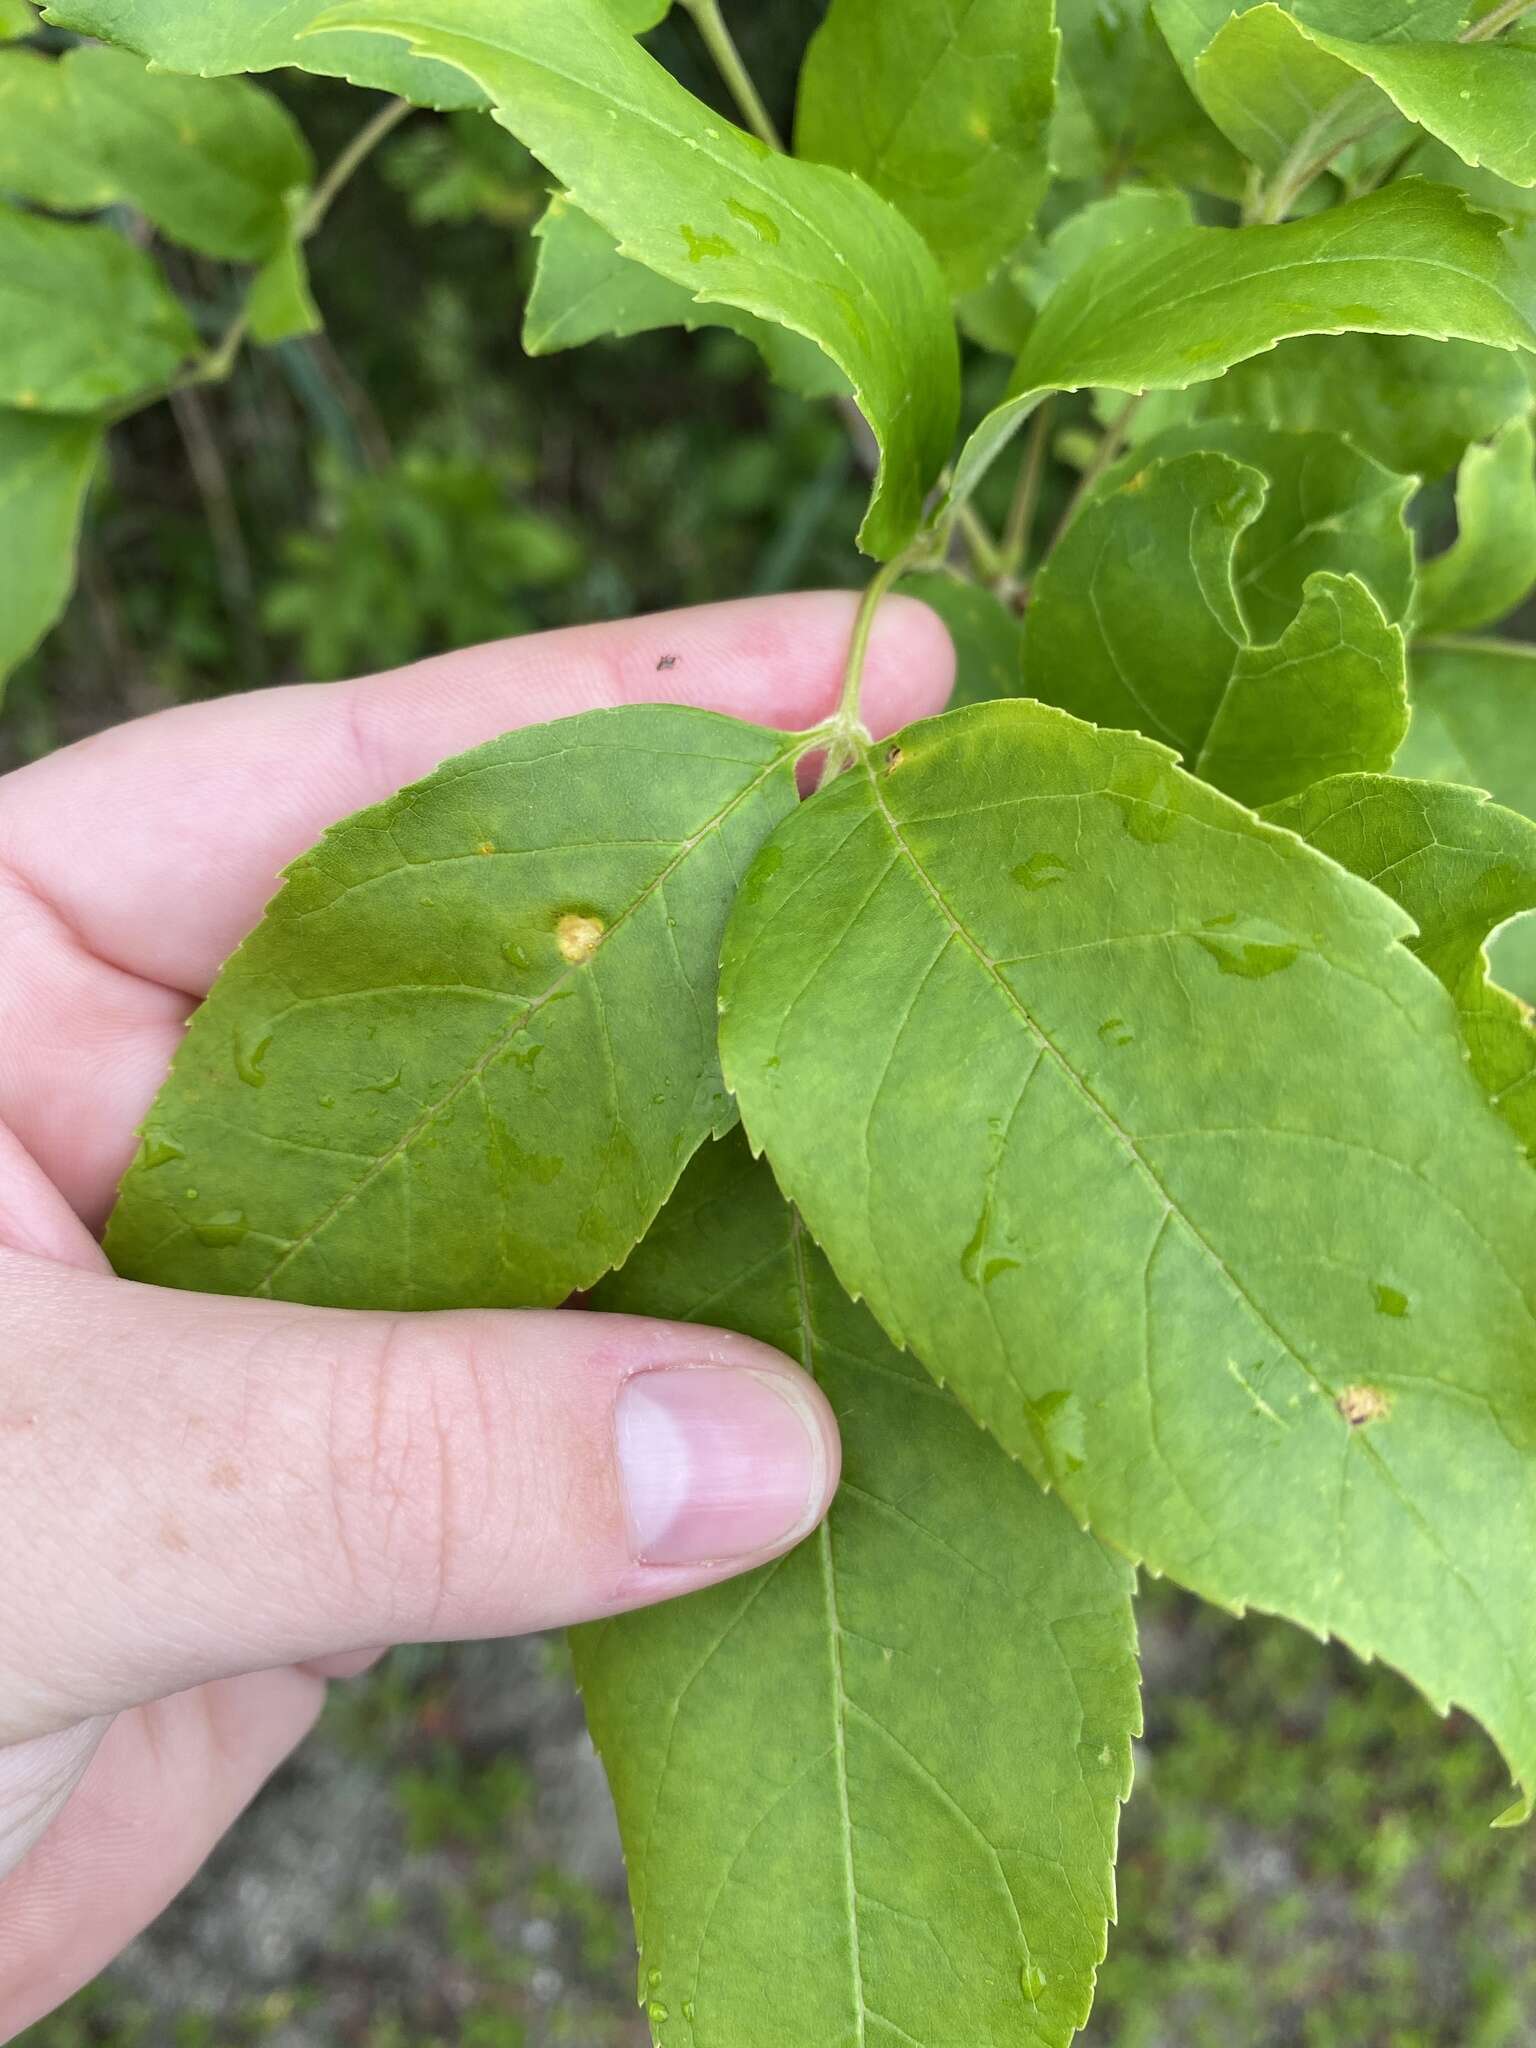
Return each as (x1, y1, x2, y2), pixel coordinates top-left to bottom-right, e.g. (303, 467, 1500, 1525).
(0, 1249, 840, 1742)
(0, 593, 953, 1225)
(0, 1672, 324, 2042)
(0, 592, 954, 996)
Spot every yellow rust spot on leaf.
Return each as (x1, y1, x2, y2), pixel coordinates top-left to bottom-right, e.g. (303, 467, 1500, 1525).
(1337, 1383, 1390, 1427)
(557, 913, 606, 964)
(476, 840, 495, 856)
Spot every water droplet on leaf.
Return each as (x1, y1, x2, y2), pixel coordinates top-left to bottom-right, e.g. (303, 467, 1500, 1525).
(1012, 850, 1070, 890)
(726, 196, 780, 244)
(1373, 1283, 1409, 1318)
(679, 224, 736, 262)
(192, 1209, 247, 1249)
(233, 1030, 272, 1089)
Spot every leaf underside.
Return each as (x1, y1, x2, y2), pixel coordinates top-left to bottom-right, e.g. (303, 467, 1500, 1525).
(578, 1132, 1140, 2048)
(108, 705, 799, 1310)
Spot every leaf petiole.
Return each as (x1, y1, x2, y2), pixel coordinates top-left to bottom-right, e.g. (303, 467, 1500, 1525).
(814, 548, 921, 788)
(678, 0, 784, 152)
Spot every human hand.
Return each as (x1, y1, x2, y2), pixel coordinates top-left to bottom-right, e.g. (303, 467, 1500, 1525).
(0, 592, 953, 2038)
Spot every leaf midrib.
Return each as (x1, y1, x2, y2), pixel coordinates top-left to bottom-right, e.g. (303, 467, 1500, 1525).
(789, 1212, 870, 2048)
(246, 739, 794, 1295)
(856, 748, 1536, 1768)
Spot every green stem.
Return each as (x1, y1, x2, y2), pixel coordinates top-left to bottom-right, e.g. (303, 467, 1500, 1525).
(680, 0, 784, 151)
(1463, 0, 1536, 38)
(297, 95, 413, 240)
(954, 501, 1004, 582)
(1043, 393, 1143, 562)
(181, 97, 413, 396)
(999, 401, 1053, 583)
(816, 551, 916, 789)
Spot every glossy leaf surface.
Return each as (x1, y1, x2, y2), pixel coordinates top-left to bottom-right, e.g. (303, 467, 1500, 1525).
(951, 182, 1536, 512)
(41, 0, 487, 109)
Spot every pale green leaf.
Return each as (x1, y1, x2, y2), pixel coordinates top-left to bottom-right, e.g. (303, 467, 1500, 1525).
(578, 1133, 1141, 2048)
(1023, 451, 1408, 804)
(0, 408, 99, 694)
(1196, 6, 1536, 188)
(900, 569, 1024, 707)
(950, 181, 1536, 514)
(0, 205, 196, 411)
(1132, 328, 1534, 477)
(106, 706, 799, 1309)
(1154, 0, 1466, 85)
(248, 226, 323, 345)
(957, 189, 1195, 363)
(1104, 419, 1415, 635)
(793, 0, 1057, 294)
(524, 195, 850, 402)
(0, 0, 37, 38)
(1267, 774, 1536, 1155)
(719, 698, 1536, 1816)
(0, 48, 118, 209)
(1417, 414, 1536, 635)
(65, 45, 314, 261)
(40, 0, 487, 110)
(314, 0, 960, 560)
(605, 0, 670, 27)
(1399, 638, 1536, 818)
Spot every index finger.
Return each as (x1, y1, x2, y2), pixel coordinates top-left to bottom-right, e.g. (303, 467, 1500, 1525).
(0, 591, 953, 997)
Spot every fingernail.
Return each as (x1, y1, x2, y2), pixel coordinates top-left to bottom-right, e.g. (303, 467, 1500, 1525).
(615, 1366, 828, 1566)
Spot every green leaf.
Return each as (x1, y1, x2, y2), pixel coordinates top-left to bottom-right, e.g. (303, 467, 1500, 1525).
(1417, 414, 1536, 635)
(1153, 0, 1465, 86)
(0, 408, 100, 695)
(0, 48, 118, 209)
(0, 206, 196, 411)
(0, 0, 37, 37)
(956, 188, 1195, 363)
(577, 1132, 1141, 2048)
(719, 698, 1536, 1817)
(1023, 451, 1408, 805)
(106, 706, 800, 1309)
(1399, 638, 1536, 821)
(1140, 328, 1535, 477)
(1267, 774, 1536, 1155)
(524, 195, 850, 402)
(899, 570, 1024, 707)
(40, 0, 487, 110)
(315, 0, 960, 560)
(1196, 6, 1536, 190)
(793, 0, 1058, 294)
(248, 224, 323, 345)
(950, 181, 1536, 514)
(64, 45, 314, 262)
(1105, 419, 1415, 636)
(605, 0, 670, 27)
(1058, 0, 1247, 198)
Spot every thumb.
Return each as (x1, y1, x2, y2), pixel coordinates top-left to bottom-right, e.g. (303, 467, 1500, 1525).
(1, 1245, 839, 1740)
